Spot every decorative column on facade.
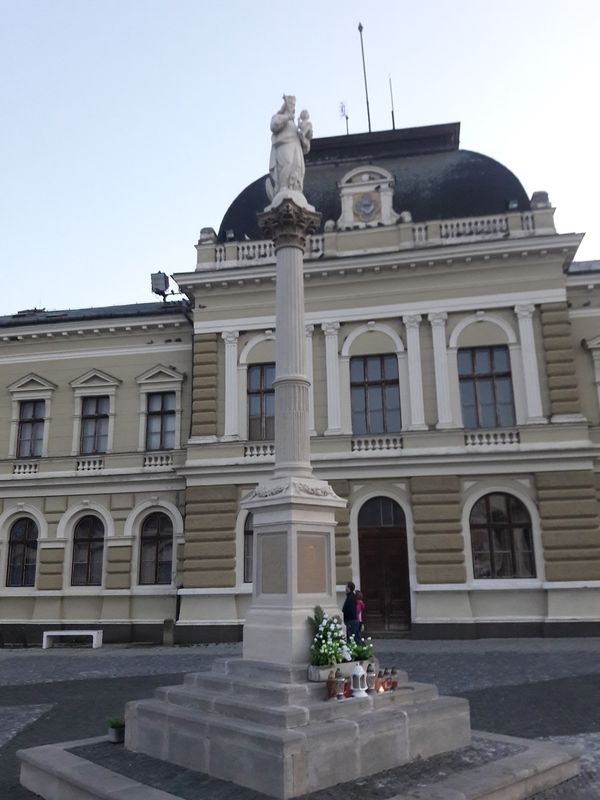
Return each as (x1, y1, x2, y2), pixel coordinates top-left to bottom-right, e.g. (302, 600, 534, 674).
(428, 312, 454, 428)
(322, 321, 342, 435)
(402, 314, 427, 430)
(221, 330, 240, 438)
(514, 304, 546, 424)
(305, 324, 315, 435)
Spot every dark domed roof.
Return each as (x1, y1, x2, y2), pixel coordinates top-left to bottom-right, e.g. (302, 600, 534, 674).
(218, 123, 530, 243)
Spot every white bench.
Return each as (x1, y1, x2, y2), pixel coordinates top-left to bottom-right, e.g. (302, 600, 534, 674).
(42, 629, 103, 649)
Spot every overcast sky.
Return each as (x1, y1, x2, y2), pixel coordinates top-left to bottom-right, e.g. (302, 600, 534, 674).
(1, 0, 598, 316)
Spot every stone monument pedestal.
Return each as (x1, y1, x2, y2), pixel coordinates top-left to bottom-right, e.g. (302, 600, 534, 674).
(124, 656, 472, 799)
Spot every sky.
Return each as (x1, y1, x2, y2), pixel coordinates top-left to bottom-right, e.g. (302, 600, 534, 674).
(1, 0, 599, 316)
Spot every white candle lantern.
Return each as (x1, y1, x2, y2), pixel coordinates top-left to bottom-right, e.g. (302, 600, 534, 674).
(351, 661, 368, 698)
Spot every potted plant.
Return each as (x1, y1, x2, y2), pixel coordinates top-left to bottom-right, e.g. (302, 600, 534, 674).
(107, 718, 125, 743)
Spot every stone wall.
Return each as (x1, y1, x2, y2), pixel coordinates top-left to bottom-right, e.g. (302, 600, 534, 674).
(539, 302, 582, 416)
(191, 333, 218, 437)
(409, 476, 466, 583)
(105, 545, 132, 589)
(38, 547, 64, 590)
(536, 470, 600, 580)
(183, 485, 237, 587)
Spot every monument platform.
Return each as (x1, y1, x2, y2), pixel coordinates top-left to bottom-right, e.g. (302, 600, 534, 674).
(18, 730, 580, 800)
(17, 656, 579, 800)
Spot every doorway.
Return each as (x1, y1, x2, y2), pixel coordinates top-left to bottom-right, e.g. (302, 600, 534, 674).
(357, 496, 411, 634)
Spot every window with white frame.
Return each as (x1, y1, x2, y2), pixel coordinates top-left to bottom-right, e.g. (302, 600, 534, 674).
(139, 512, 173, 585)
(17, 401, 45, 458)
(469, 493, 535, 579)
(70, 370, 120, 456)
(458, 346, 515, 429)
(247, 363, 275, 441)
(7, 374, 56, 459)
(146, 392, 176, 450)
(136, 365, 184, 452)
(71, 515, 105, 586)
(350, 354, 401, 434)
(6, 517, 38, 587)
(80, 396, 109, 454)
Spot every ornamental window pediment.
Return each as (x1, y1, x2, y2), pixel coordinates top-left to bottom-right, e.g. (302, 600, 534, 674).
(337, 165, 399, 230)
(70, 369, 121, 391)
(136, 364, 185, 386)
(7, 373, 57, 394)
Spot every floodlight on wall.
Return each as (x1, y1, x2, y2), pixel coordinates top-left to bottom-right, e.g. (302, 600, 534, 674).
(507, 199, 519, 210)
(151, 271, 170, 298)
(225, 229, 235, 241)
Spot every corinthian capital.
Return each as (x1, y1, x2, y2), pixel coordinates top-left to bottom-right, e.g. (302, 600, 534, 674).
(514, 303, 535, 319)
(257, 199, 321, 250)
(427, 311, 448, 326)
(321, 321, 340, 336)
(402, 314, 422, 330)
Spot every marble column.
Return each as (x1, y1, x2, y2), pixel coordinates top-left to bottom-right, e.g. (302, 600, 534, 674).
(402, 314, 427, 430)
(242, 199, 345, 666)
(222, 330, 239, 438)
(514, 304, 546, 424)
(428, 312, 454, 428)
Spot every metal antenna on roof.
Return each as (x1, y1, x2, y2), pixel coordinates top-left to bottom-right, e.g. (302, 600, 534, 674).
(389, 75, 396, 130)
(340, 102, 350, 135)
(357, 23, 372, 133)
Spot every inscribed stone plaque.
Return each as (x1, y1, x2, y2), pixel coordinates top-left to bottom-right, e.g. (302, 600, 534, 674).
(297, 533, 328, 594)
(260, 532, 287, 594)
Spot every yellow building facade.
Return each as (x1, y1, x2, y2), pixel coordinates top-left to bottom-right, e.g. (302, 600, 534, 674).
(1, 123, 599, 643)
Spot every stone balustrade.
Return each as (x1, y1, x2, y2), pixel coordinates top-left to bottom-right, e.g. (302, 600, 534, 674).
(199, 211, 544, 268)
(351, 435, 403, 453)
(143, 453, 174, 468)
(13, 461, 38, 476)
(244, 442, 275, 458)
(76, 457, 104, 472)
(464, 430, 520, 447)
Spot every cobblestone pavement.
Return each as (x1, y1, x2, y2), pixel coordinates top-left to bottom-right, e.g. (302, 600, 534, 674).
(2, 638, 600, 798)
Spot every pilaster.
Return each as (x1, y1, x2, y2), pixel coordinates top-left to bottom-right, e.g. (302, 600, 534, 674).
(322, 322, 342, 435)
(221, 330, 240, 439)
(514, 304, 546, 424)
(428, 312, 454, 428)
(402, 314, 427, 430)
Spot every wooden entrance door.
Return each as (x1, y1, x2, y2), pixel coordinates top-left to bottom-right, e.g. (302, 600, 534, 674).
(358, 497, 411, 633)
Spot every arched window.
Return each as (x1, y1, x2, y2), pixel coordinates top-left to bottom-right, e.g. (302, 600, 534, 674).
(6, 517, 38, 587)
(71, 515, 104, 586)
(243, 514, 254, 583)
(470, 493, 535, 579)
(139, 512, 173, 585)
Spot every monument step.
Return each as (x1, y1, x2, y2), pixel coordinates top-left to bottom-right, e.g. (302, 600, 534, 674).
(182, 671, 322, 704)
(155, 684, 310, 728)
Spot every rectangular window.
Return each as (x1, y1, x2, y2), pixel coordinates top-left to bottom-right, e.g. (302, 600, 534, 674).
(458, 346, 515, 429)
(80, 396, 109, 454)
(350, 355, 401, 435)
(146, 392, 176, 450)
(17, 400, 45, 458)
(247, 364, 275, 441)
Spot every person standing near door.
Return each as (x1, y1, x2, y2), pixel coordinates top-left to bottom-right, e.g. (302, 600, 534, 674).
(342, 581, 360, 640)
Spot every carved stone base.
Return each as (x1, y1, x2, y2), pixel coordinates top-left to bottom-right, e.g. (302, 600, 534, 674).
(241, 477, 345, 665)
